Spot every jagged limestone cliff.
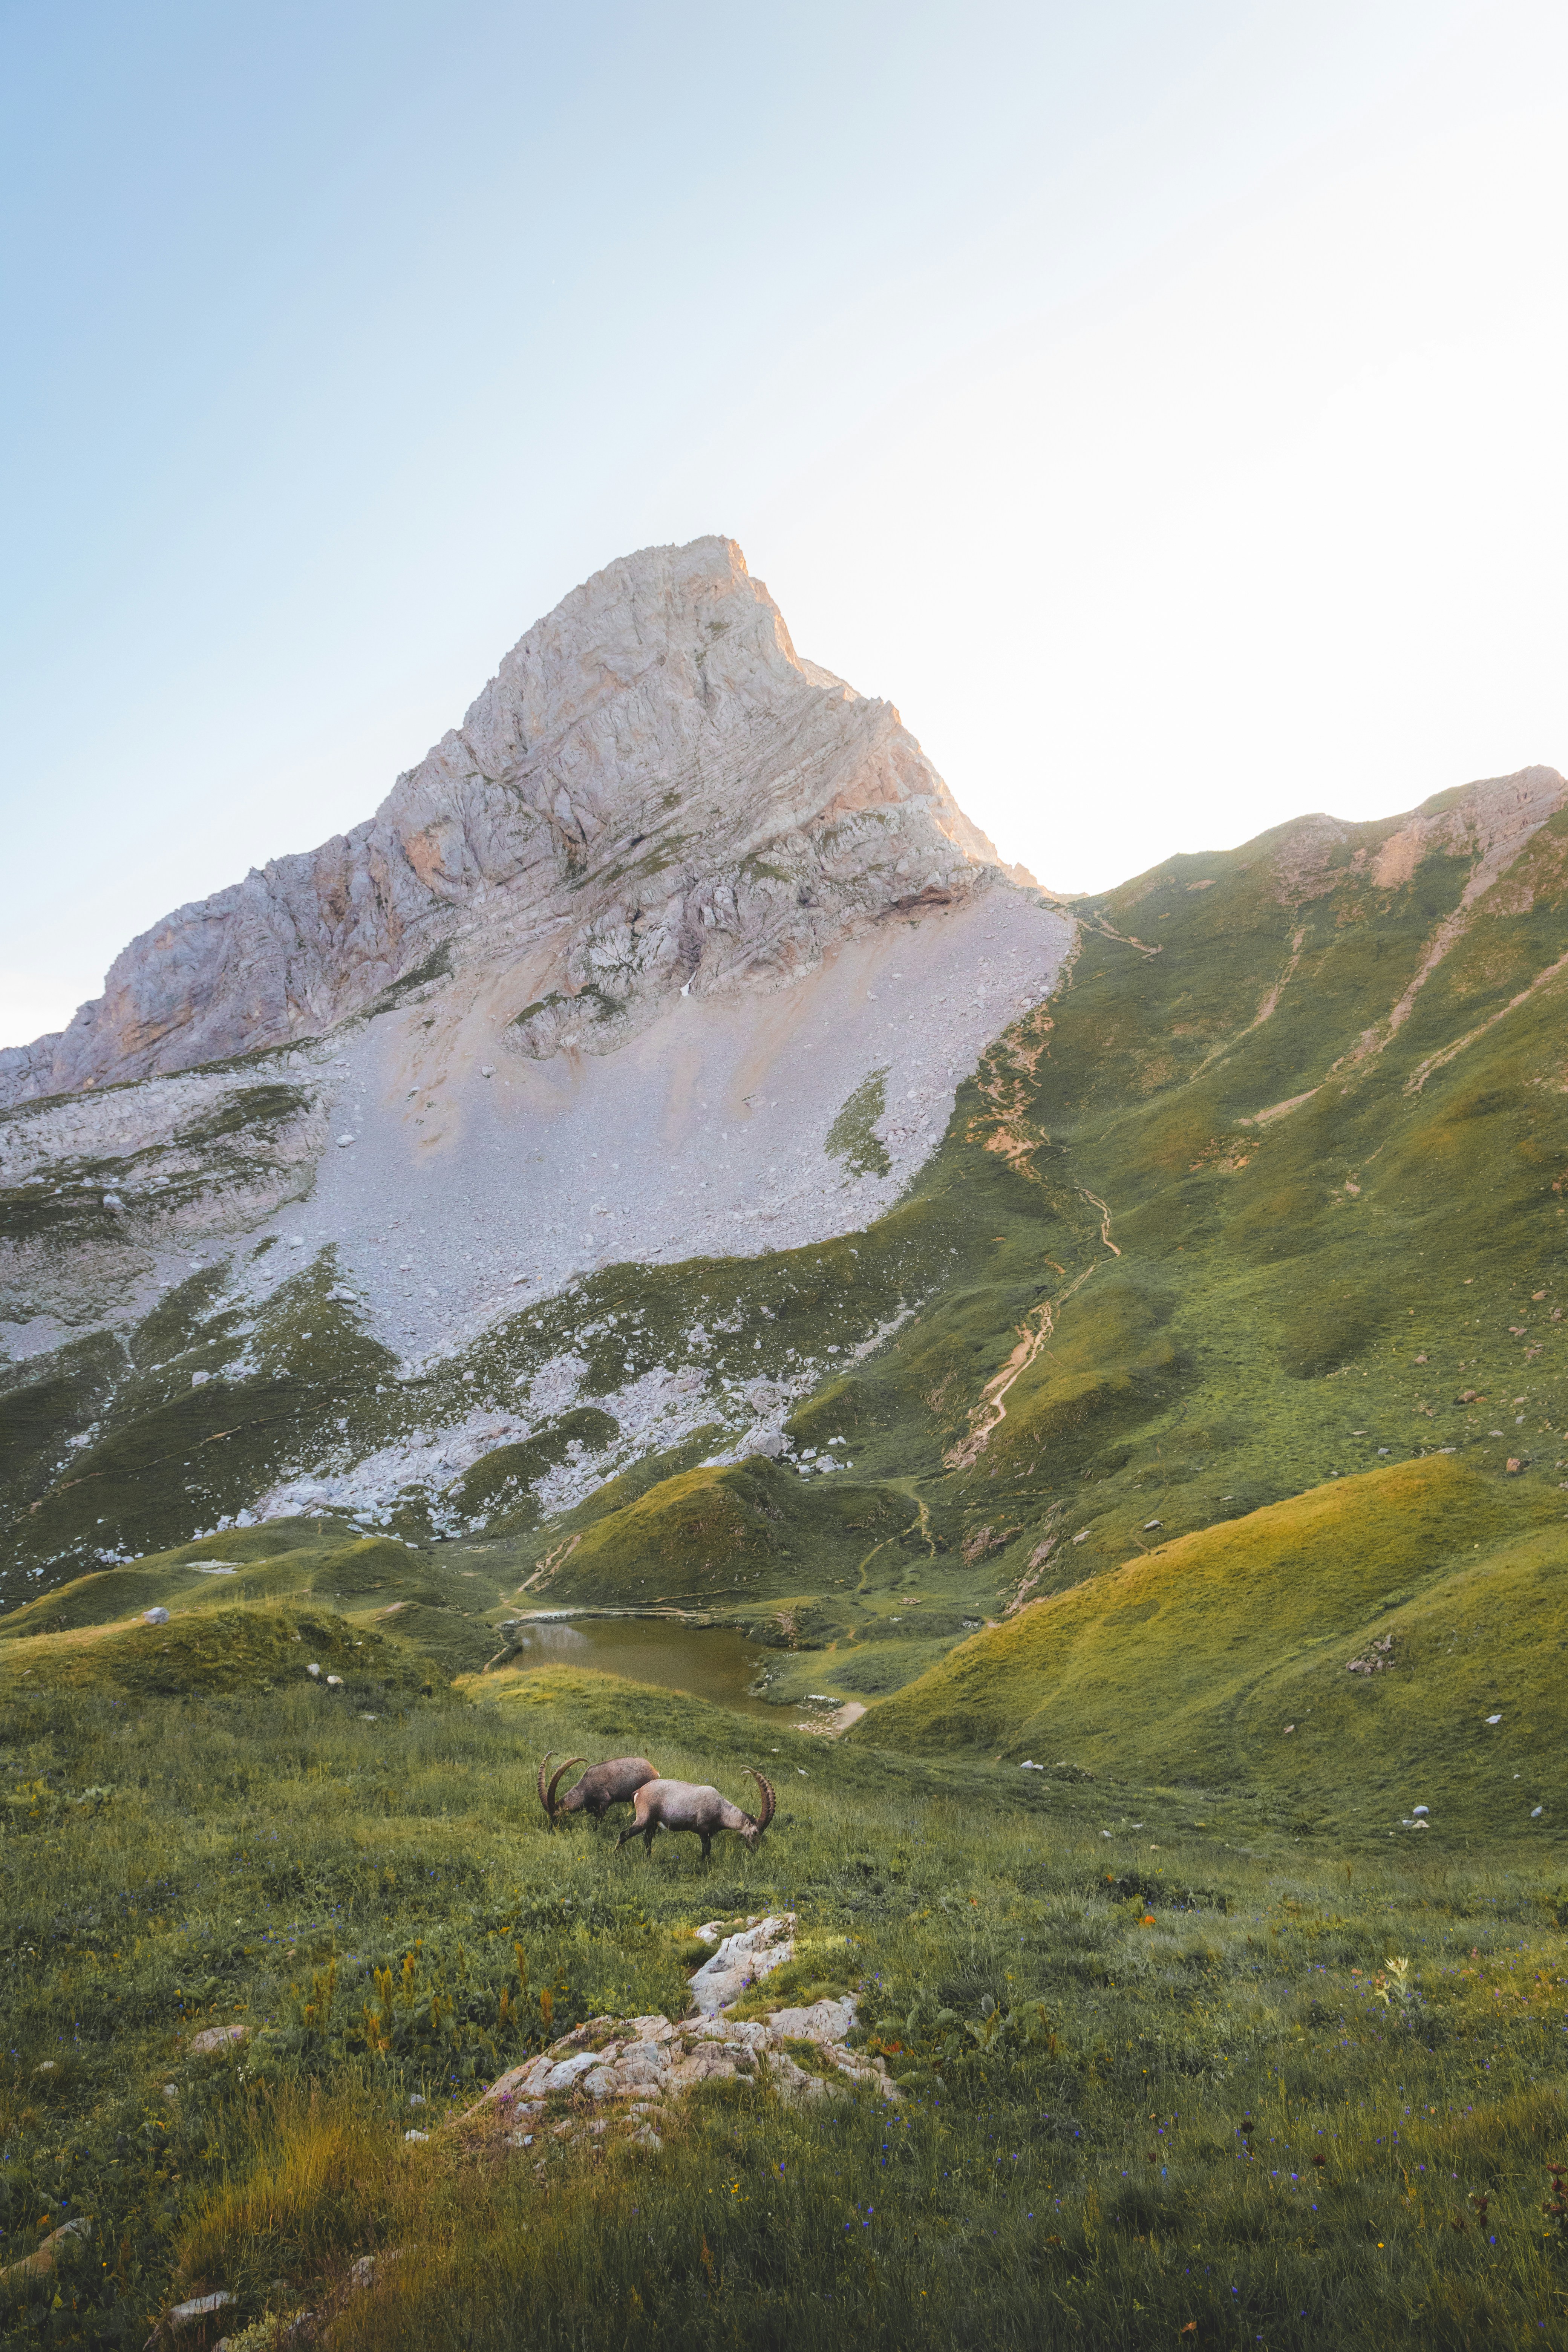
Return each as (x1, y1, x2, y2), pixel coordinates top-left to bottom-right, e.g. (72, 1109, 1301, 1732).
(0, 536, 1020, 1104)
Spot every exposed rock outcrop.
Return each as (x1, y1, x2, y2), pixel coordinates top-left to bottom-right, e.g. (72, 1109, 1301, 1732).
(1, 537, 1022, 1106)
(467, 1912, 893, 2158)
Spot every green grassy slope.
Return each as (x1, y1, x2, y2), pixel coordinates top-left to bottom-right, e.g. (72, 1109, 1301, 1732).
(869, 1456, 1568, 1832)
(510, 781, 1568, 1729)
(0, 1600, 433, 1704)
(5, 1664, 1568, 2350)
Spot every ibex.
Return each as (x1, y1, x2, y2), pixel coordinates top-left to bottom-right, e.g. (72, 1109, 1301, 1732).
(614, 1770, 776, 1862)
(537, 1752, 659, 1827)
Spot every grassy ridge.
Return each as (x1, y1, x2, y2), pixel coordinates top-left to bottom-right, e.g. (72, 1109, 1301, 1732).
(3, 1666, 1568, 2348)
(0, 1519, 516, 1680)
(534, 1457, 920, 1609)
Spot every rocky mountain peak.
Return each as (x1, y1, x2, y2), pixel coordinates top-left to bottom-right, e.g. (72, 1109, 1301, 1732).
(0, 537, 1017, 1106)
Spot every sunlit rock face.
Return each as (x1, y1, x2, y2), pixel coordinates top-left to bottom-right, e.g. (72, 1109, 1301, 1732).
(0, 536, 1031, 1106)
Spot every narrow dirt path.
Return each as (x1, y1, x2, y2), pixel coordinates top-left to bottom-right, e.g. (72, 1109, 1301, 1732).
(876, 1480, 939, 1559)
(1404, 943, 1568, 1094)
(1078, 1187, 1121, 1257)
(943, 1003, 1125, 1472)
(944, 1249, 1108, 1472)
(1074, 913, 1164, 959)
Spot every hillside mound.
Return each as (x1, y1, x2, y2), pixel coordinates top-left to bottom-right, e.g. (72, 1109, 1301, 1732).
(868, 1459, 1568, 1833)
(0, 1600, 435, 1701)
(527, 1455, 919, 1611)
(0, 1520, 514, 1676)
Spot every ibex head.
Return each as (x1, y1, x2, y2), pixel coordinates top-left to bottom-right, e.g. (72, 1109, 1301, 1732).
(537, 1752, 586, 1825)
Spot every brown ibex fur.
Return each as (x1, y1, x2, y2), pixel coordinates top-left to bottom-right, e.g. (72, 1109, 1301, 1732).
(538, 1752, 658, 1827)
(614, 1770, 776, 1862)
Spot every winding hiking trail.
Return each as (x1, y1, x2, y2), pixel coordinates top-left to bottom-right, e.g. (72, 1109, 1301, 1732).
(875, 1482, 939, 1560)
(943, 1254, 1105, 1471)
(1074, 911, 1164, 959)
(1079, 1188, 1121, 1257)
(943, 1012, 1125, 1471)
(1404, 943, 1568, 1095)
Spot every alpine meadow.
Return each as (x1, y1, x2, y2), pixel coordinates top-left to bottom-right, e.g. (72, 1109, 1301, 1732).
(4, 542, 1568, 2350)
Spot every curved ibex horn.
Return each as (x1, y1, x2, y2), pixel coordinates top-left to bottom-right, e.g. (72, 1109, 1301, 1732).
(545, 1755, 586, 1820)
(744, 1767, 776, 1835)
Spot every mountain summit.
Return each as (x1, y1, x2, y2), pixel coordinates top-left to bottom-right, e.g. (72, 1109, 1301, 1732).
(1, 537, 1023, 1105)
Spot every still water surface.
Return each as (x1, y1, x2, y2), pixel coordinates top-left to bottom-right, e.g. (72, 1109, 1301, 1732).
(508, 1615, 779, 1719)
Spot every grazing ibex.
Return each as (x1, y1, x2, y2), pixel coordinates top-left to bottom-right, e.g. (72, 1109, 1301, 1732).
(538, 1752, 659, 1828)
(614, 1770, 776, 1862)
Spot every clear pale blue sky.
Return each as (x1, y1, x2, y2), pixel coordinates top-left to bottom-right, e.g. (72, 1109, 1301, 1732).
(3, 0, 1565, 1043)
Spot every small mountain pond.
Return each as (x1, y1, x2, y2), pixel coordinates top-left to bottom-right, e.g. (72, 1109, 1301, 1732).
(507, 1614, 790, 1721)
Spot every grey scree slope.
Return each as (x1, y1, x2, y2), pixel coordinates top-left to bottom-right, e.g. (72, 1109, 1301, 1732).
(267, 876, 1068, 1363)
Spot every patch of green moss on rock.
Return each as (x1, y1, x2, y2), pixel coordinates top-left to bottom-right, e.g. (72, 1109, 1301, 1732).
(173, 1083, 310, 1152)
(369, 939, 453, 1014)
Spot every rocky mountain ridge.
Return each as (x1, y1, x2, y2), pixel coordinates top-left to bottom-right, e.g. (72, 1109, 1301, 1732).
(0, 536, 1076, 1605)
(0, 536, 1025, 1107)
